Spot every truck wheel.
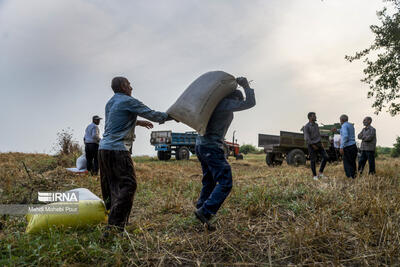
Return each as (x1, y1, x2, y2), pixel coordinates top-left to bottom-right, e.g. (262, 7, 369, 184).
(286, 149, 306, 166)
(176, 147, 190, 160)
(157, 151, 165, 160)
(266, 153, 275, 166)
(266, 153, 283, 166)
(164, 151, 171, 160)
(157, 151, 171, 161)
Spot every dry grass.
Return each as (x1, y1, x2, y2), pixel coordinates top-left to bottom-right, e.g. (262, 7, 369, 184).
(1, 152, 400, 266)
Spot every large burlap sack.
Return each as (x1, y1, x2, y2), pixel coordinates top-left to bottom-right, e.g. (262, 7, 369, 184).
(26, 188, 107, 234)
(167, 71, 237, 135)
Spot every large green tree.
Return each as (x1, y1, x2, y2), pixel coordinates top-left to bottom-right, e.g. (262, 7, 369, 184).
(346, 0, 400, 115)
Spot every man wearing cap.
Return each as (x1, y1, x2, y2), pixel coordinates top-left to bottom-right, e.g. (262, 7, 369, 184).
(99, 76, 172, 235)
(84, 115, 102, 175)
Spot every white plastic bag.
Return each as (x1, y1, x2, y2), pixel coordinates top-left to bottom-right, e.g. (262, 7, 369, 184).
(76, 154, 87, 170)
(167, 71, 237, 135)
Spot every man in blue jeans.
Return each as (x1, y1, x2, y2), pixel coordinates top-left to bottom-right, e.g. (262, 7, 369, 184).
(194, 77, 256, 230)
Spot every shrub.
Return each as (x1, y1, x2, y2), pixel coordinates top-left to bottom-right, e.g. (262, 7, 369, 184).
(376, 146, 392, 158)
(391, 136, 400, 158)
(376, 146, 392, 154)
(53, 128, 82, 156)
(239, 144, 262, 154)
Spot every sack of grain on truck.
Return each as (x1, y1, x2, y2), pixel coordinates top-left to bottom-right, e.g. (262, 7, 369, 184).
(167, 71, 238, 135)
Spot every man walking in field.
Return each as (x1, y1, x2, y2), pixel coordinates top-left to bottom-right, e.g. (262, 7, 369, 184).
(303, 112, 329, 180)
(358, 116, 377, 175)
(194, 77, 255, 230)
(339, 114, 358, 178)
(99, 76, 172, 235)
(84, 115, 102, 175)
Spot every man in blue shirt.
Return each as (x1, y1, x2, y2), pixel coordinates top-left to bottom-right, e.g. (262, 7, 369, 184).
(339, 114, 358, 178)
(194, 77, 256, 230)
(99, 76, 171, 233)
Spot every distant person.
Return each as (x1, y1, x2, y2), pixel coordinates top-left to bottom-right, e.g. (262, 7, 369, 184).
(84, 115, 102, 175)
(303, 112, 329, 180)
(339, 114, 357, 178)
(358, 116, 376, 175)
(99, 76, 172, 236)
(194, 77, 255, 231)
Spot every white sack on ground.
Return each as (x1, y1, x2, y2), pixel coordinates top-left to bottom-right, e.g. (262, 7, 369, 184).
(76, 154, 86, 170)
(66, 154, 87, 173)
(167, 71, 237, 135)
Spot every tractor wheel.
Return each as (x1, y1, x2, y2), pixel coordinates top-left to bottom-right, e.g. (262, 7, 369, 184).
(286, 149, 306, 166)
(266, 153, 283, 166)
(176, 147, 190, 160)
(235, 153, 244, 160)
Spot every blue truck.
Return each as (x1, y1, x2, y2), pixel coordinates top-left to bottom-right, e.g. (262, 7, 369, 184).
(150, 131, 197, 160)
(150, 130, 243, 160)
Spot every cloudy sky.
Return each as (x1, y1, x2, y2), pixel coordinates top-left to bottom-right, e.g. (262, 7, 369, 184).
(0, 0, 397, 156)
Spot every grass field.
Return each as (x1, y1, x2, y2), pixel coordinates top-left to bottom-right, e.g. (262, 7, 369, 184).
(1, 152, 400, 266)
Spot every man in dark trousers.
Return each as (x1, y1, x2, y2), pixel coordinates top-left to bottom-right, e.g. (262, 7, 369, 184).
(84, 115, 102, 175)
(194, 77, 256, 230)
(99, 76, 171, 234)
(358, 116, 377, 175)
(339, 114, 358, 178)
(303, 112, 329, 180)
